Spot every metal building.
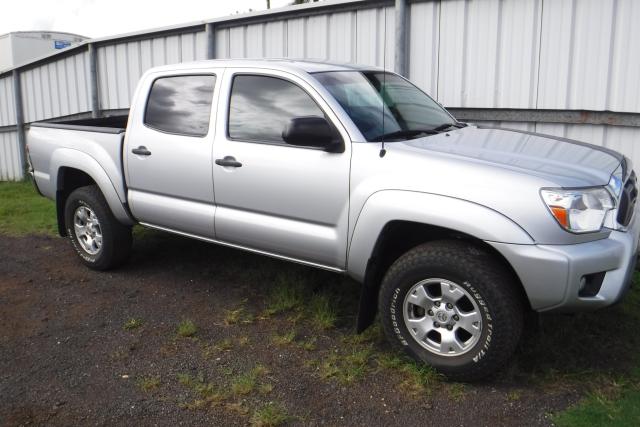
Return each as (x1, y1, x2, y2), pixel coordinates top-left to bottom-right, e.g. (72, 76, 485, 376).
(0, 31, 87, 71)
(1, 0, 640, 181)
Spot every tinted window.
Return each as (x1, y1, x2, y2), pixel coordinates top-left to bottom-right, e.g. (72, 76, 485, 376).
(144, 75, 216, 137)
(228, 75, 325, 143)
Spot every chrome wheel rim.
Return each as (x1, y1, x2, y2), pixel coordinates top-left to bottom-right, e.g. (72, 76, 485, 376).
(403, 278, 483, 357)
(73, 205, 102, 255)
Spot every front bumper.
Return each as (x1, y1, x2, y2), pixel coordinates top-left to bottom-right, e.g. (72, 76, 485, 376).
(489, 211, 640, 312)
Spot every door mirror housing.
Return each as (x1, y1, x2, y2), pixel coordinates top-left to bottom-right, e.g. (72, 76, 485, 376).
(282, 116, 344, 153)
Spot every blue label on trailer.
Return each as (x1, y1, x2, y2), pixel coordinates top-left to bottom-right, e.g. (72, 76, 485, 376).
(54, 40, 71, 49)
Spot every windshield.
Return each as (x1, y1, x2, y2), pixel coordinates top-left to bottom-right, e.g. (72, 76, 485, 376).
(313, 71, 455, 141)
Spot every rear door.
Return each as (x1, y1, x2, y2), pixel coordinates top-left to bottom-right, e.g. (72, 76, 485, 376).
(125, 71, 220, 237)
(211, 69, 352, 269)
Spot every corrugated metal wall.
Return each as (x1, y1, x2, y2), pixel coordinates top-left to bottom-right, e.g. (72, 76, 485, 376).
(0, 75, 16, 127)
(20, 51, 91, 123)
(1, 0, 640, 181)
(0, 130, 20, 181)
(214, 5, 395, 67)
(98, 31, 208, 110)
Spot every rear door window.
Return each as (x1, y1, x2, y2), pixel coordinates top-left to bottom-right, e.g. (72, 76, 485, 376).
(144, 75, 216, 137)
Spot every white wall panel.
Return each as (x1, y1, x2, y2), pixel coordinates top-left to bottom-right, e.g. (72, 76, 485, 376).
(409, 1, 440, 97)
(0, 76, 16, 126)
(355, 8, 377, 65)
(97, 31, 207, 110)
(215, 28, 230, 59)
(328, 12, 356, 63)
(538, 0, 615, 110)
(20, 51, 90, 122)
(286, 18, 305, 58)
(217, 6, 389, 65)
(0, 130, 21, 181)
(438, 0, 541, 108)
(265, 22, 286, 57)
(607, 0, 640, 113)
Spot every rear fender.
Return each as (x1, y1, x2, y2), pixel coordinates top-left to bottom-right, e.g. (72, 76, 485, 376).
(50, 149, 134, 227)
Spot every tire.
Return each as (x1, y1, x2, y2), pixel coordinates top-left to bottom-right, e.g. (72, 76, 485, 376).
(64, 185, 132, 270)
(378, 240, 524, 382)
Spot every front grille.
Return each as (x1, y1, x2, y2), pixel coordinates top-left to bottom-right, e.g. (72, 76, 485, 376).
(617, 170, 638, 227)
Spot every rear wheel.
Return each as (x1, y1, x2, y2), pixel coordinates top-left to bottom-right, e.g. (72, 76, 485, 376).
(64, 185, 132, 270)
(379, 240, 524, 381)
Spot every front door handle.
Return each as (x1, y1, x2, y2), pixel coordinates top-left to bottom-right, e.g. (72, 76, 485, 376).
(132, 146, 152, 156)
(215, 156, 243, 168)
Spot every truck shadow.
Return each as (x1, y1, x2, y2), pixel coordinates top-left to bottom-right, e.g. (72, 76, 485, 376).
(124, 227, 640, 385)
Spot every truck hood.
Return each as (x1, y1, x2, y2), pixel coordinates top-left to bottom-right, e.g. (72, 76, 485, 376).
(401, 126, 622, 187)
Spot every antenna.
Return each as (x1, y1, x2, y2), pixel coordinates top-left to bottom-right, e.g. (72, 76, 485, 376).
(379, 5, 387, 158)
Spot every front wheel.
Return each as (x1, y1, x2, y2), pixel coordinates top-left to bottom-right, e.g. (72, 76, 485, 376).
(64, 185, 132, 270)
(379, 240, 524, 381)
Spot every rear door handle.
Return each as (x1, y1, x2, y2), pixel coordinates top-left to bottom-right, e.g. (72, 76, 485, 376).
(132, 146, 152, 156)
(215, 156, 242, 168)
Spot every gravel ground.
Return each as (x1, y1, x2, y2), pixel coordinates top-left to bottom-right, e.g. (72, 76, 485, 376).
(0, 232, 579, 426)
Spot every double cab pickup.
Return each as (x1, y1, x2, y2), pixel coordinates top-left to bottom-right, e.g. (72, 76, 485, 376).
(27, 59, 639, 380)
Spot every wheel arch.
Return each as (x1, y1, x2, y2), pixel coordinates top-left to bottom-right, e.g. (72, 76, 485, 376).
(51, 150, 134, 236)
(348, 190, 534, 332)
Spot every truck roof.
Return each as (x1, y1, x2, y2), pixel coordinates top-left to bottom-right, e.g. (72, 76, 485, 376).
(146, 58, 382, 74)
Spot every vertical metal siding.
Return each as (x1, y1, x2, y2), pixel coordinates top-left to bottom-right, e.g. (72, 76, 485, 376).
(216, 5, 391, 66)
(0, 130, 21, 181)
(437, 0, 541, 108)
(3, 0, 640, 182)
(409, 1, 440, 97)
(0, 75, 16, 126)
(97, 31, 207, 110)
(20, 51, 90, 122)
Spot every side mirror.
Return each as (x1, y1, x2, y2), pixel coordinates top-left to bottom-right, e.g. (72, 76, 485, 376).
(282, 116, 344, 153)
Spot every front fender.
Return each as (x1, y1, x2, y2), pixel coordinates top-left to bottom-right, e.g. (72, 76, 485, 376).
(347, 190, 534, 282)
(50, 148, 134, 225)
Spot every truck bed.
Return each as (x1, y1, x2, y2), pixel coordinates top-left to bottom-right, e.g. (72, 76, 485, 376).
(27, 114, 130, 209)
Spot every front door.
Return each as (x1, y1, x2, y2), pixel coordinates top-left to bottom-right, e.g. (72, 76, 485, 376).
(212, 70, 351, 269)
(125, 72, 219, 238)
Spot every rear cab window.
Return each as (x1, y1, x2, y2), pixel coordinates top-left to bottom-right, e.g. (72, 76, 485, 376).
(144, 75, 216, 137)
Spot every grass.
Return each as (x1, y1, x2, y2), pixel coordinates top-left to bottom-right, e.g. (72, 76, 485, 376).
(230, 365, 269, 396)
(250, 402, 290, 427)
(123, 318, 143, 330)
(271, 330, 296, 346)
(315, 345, 375, 385)
(137, 376, 161, 392)
(177, 372, 227, 407)
(376, 352, 442, 396)
(308, 292, 338, 330)
(0, 181, 56, 236)
(224, 306, 254, 325)
(177, 319, 197, 337)
(554, 388, 640, 427)
(265, 273, 305, 315)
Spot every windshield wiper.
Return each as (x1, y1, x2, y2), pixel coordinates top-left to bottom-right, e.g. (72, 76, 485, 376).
(431, 122, 465, 132)
(375, 129, 439, 141)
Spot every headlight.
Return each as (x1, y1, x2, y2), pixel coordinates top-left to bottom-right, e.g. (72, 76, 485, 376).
(608, 163, 624, 198)
(541, 187, 615, 233)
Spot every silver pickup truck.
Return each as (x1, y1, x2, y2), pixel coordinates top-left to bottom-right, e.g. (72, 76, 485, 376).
(27, 59, 639, 381)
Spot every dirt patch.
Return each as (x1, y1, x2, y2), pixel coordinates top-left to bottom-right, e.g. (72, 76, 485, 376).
(0, 231, 602, 426)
